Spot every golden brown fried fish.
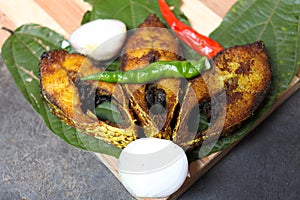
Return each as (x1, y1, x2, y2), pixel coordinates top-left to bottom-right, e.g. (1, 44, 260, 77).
(173, 41, 272, 149)
(120, 14, 183, 139)
(39, 50, 137, 148)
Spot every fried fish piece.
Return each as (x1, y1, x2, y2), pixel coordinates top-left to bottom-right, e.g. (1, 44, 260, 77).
(39, 50, 137, 148)
(173, 41, 272, 149)
(120, 14, 184, 139)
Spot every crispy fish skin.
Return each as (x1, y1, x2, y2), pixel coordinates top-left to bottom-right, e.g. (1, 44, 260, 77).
(121, 14, 182, 71)
(214, 41, 271, 132)
(39, 50, 137, 148)
(120, 14, 183, 139)
(173, 41, 272, 149)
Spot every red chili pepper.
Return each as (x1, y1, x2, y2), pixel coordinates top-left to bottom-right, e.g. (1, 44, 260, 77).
(158, 0, 224, 58)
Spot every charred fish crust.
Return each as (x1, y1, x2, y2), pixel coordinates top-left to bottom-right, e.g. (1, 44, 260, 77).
(120, 53, 128, 71)
(74, 79, 95, 112)
(252, 40, 267, 51)
(176, 54, 185, 61)
(42, 49, 68, 64)
(138, 14, 165, 28)
(224, 77, 239, 92)
(198, 100, 212, 120)
(41, 51, 50, 60)
(235, 59, 252, 75)
(95, 92, 111, 106)
(145, 85, 167, 114)
(146, 50, 160, 63)
(250, 81, 271, 114)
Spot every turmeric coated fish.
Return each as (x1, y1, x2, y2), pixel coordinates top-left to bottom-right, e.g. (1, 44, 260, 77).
(173, 41, 272, 149)
(120, 14, 184, 139)
(39, 50, 137, 148)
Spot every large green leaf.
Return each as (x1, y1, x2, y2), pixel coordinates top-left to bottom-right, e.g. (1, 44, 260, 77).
(187, 0, 300, 161)
(82, 0, 190, 28)
(1, 24, 122, 158)
(83, 0, 160, 28)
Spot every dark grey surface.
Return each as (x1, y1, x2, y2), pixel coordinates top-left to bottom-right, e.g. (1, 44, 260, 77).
(0, 56, 299, 200)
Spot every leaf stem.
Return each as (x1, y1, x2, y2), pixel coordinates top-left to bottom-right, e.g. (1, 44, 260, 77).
(1, 27, 14, 35)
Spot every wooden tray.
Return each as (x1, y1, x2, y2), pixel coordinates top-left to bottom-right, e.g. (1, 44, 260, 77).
(1, 0, 299, 199)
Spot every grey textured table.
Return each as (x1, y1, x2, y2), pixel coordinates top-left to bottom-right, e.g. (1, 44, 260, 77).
(0, 56, 299, 200)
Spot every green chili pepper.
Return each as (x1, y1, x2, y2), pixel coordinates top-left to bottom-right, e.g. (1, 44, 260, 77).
(81, 57, 208, 83)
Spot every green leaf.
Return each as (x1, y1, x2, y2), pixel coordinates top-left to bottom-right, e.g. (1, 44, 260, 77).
(81, 0, 189, 28)
(83, 0, 93, 4)
(198, 113, 210, 133)
(95, 101, 124, 124)
(1, 24, 121, 158)
(82, 0, 161, 28)
(105, 59, 120, 71)
(167, 0, 190, 25)
(2, 24, 63, 115)
(187, 0, 300, 161)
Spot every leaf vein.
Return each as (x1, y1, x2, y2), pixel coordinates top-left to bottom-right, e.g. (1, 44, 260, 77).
(257, 0, 281, 40)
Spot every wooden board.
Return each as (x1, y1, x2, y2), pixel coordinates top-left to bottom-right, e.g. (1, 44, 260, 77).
(0, 0, 299, 199)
